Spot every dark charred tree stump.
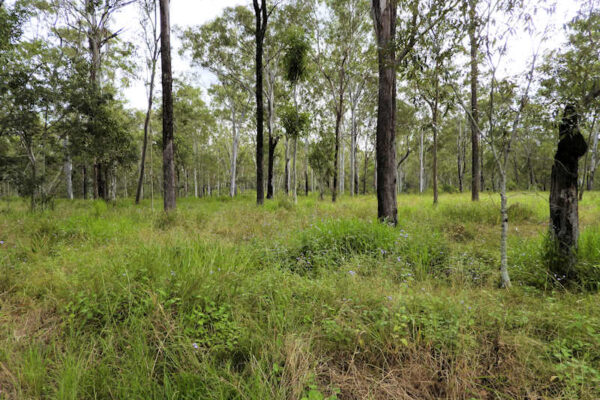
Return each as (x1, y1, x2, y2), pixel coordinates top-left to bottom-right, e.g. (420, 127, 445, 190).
(549, 105, 588, 282)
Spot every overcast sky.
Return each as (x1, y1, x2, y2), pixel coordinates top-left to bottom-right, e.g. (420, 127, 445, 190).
(116, 0, 248, 109)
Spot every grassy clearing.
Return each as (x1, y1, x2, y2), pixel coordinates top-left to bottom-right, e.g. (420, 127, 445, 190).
(0, 192, 599, 399)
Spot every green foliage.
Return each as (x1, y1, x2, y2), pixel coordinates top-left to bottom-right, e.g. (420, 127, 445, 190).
(309, 133, 335, 185)
(280, 103, 310, 140)
(182, 299, 240, 353)
(284, 218, 397, 273)
(283, 26, 310, 84)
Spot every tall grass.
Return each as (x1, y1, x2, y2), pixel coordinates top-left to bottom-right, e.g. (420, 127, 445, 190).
(0, 192, 598, 399)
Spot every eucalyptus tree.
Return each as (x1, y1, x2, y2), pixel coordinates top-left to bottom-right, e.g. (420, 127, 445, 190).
(53, 0, 134, 200)
(344, 1, 375, 197)
(467, 0, 481, 201)
(171, 82, 214, 198)
(210, 83, 253, 198)
(282, 26, 310, 202)
(253, 0, 269, 205)
(181, 6, 255, 198)
(453, 0, 543, 288)
(371, 0, 459, 224)
(309, 130, 335, 201)
(135, 0, 160, 205)
(280, 103, 310, 202)
(410, 17, 460, 205)
(312, 0, 363, 203)
(159, 0, 175, 211)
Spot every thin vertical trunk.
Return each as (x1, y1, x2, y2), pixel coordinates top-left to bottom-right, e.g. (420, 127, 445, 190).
(136, 44, 158, 204)
(469, 0, 480, 202)
(340, 135, 345, 195)
(194, 138, 198, 197)
(432, 78, 439, 205)
(304, 140, 309, 196)
(419, 128, 425, 193)
(159, 0, 176, 211)
(363, 152, 368, 195)
(350, 110, 356, 197)
(285, 137, 290, 195)
(293, 138, 298, 203)
(63, 136, 73, 200)
(266, 67, 277, 199)
(332, 109, 342, 202)
(109, 166, 117, 201)
(457, 119, 464, 193)
(230, 114, 239, 198)
(267, 136, 278, 199)
(351, 108, 359, 196)
(87, 1, 105, 201)
(499, 173, 511, 288)
(587, 118, 598, 190)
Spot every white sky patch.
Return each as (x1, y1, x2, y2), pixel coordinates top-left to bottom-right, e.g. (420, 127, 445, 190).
(116, 0, 249, 109)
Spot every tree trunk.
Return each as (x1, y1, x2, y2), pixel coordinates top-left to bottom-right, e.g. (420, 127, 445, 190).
(136, 45, 158, 205)
(230, 113, 239, 198)
(499, 173, 512, 288)
(109, 165, 117, 201)
(363, 152, 368, 195)
(469, 0, 480, 202)
(350, 109, 356, 197)
(457, 119, 464, 193)
(587, 119, 598, 190)
(419, 128, 425, 193)
(267, 136, 278, 199)
(253, 0, 267, 205)
(160, 0, 176, 211)
(304, 139, 309, 196)
(351, 110, 359, 196)
(63, 137, 73, 200)
(549, 105, 588, 281)
(293, 138, 298, 203)
(266, 67, 277, 199)
(340, 135, 345, 195)
(194, 138, 199, 197)
(372, 0, 397, 224)
(285, 137, 290, 195)
(432, 78, 439, 205)
(332, 109, 342, 203)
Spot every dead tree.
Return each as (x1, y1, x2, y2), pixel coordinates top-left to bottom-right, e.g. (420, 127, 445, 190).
(549, 104, 588, 281)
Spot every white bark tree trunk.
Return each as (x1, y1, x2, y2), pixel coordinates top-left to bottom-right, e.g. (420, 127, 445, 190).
(499, 172, 511, 288)
(293, 138, 298, 203)
(419, 128, 425, 193)
(230, 115, 239, 198)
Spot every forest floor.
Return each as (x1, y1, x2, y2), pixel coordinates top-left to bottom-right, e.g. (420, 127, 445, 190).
(0, 192, 599, 400)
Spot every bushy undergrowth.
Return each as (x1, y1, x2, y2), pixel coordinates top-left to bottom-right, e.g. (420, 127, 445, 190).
(0, 193, 599, 399)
